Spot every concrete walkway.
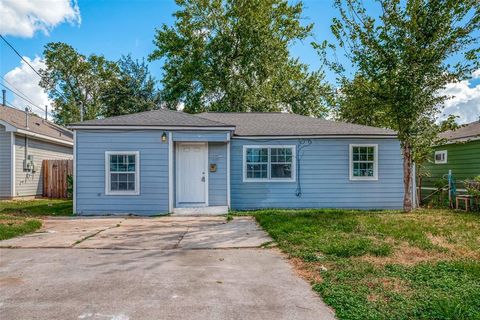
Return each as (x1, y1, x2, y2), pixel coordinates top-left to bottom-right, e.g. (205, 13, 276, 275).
(0, 216, 335, 320)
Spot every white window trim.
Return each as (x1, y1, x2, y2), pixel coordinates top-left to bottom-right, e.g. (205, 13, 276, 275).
(105, 151, 140, 195)
(349, 144, 378, 181)
(242, 145, 296, 183)
(434, 150, 447, 164)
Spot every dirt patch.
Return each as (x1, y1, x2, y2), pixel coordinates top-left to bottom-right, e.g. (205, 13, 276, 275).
(427, 234, 480, 260)
(0, 219, 25, 226)
(0, 277, 24, 286)
(360, 242, 452, 266)
(289, 257, 328, 284)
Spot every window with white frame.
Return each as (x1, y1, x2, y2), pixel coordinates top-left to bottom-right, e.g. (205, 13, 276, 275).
(349, 144, 378, 180)
(105, 151, 140, 195)
(434, 150, 447, 164)
(244, 146, 295, 182)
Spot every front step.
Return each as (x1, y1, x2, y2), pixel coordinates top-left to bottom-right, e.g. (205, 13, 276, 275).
(172, 206, 229, 216)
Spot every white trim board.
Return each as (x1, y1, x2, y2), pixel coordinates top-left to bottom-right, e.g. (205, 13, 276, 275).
(10, 132, 15, 197)
(234, 135, 397, 139)
(226, 140, 231, 208)
(70, 125, 235, 131)
(73, 131, 77, 214)
(168, 132, 174, 213)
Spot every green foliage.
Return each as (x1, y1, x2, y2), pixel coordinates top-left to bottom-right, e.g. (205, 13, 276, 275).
(0, 215, 42, 240)
(318, 0, 480, 211)
(39, 42, 118, 125)
(39, 44, 160, 125)
(67, 174, 73, 199)
(249, 208, 480, 320)
(102, 55, 161, 117)
(0, 200, 73, 216)
(465, 176, 480, 198)
(149, 0, 332, 115)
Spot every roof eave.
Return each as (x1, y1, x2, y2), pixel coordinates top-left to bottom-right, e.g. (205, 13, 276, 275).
(68, 124, 236, 131)
(232, 134, 398, 139)
(0, 120, 73, 146)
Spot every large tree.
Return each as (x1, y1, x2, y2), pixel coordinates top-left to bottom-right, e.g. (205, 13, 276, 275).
(39, 42, 117, 125)
(149, 0, 331, 115)
(323, 0, 480, 211)
(102, 55, 161, 117)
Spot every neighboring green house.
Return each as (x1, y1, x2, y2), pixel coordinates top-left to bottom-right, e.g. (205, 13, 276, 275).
(421, 120, 480, 201)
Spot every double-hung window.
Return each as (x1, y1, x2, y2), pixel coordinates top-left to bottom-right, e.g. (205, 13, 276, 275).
(105, 151, 140, 195)
(349, 144, 378, 180)
(244, 146, 295, 182)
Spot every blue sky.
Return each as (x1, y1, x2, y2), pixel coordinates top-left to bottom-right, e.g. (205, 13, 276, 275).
(1, 0, 478, 123)
(0, 0, 338, 81)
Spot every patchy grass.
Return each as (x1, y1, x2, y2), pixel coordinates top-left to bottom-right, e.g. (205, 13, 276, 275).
(0, 215, 42, 240)
(245, 208, 480, 320)
(0, 199, 73, 217)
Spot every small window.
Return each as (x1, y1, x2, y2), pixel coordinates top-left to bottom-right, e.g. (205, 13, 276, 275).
(350, 144, 378, 180)
(105, 151, 140, 195)
(435, 150, 447, 164)
(244, 146, 295, 182)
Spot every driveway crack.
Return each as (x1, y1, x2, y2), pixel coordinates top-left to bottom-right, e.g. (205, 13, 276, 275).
(174, 227, 189, 249)
(71, 220, 124, 247)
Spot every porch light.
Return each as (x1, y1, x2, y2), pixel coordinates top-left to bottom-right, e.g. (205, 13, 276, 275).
(161, 132, 167, 143)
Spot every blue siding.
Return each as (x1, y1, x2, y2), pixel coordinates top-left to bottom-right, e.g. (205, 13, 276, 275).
(173, 131, 230, 142)
(230, 138, 404, 210)
(76, 130, 169, 215)
(208, 142, 227, 206)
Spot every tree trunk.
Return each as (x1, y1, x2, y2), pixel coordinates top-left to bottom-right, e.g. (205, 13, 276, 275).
(402, 143, 413, 212)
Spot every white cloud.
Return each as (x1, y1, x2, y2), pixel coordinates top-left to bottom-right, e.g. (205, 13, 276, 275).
(4, 56, 52, 117)
(438, 69, 480, 125)
(0, 0, 80, 37)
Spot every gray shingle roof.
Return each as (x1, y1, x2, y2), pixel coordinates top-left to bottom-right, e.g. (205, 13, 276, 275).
(71, 109, 396, 137)
(196, 112, 396, 136)
(439, 120, 480, 142)
(71, 109, 232, 128)
(0, 105, 73, 143)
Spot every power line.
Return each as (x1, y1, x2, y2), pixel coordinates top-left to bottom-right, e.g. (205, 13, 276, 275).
(0, 35, 69, 105)
(1, 82, 51, 116)
(0, 35, 43, 78)
(1, 80, 44, 110)
(1, 77, 40, 106)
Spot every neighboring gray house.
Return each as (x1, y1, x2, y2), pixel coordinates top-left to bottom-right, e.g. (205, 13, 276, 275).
(0, 106, 73, 199)
(70, 110, 404, 215)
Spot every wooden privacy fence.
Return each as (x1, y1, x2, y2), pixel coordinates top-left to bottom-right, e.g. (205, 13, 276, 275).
(43, 159, 73, 199)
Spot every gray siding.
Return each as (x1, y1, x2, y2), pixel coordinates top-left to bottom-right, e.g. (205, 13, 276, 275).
(230, 138, 404, 210)
(208, 142, 227, 206)
(76, 130, 169, 215)
(0, 125, 12, 198)
(15, 135, 72, 197)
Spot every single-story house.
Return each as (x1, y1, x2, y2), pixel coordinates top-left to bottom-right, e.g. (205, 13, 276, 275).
(0, 105, 73, 199)
(420, 119, 480, 198)
(70, 110, 404, 215)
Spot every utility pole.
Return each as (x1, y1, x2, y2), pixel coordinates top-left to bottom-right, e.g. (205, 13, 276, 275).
(2, 89, 6, 106)
(45, 105, 48, 120)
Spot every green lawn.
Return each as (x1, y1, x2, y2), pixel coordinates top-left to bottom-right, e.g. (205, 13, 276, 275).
(0, 199, 73, 240)
(0, 199, 73, 217)
(246, 209, 480, 320)
(0, 215, 42, 240)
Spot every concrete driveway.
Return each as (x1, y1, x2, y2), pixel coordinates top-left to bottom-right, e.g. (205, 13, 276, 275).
(0, 216, 335, 320)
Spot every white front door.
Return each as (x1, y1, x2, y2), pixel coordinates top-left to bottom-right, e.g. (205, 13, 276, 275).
(176, 142, 208, 207)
